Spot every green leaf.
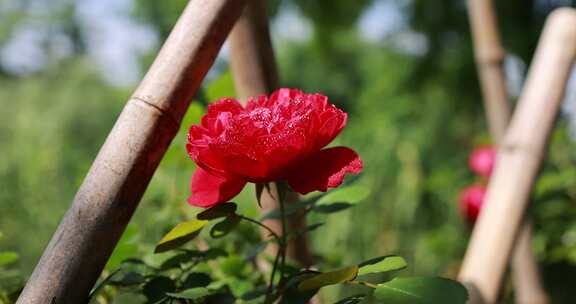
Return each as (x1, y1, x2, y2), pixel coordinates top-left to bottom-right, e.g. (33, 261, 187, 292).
(241, 286, 268, 300)
(334, 294, 366, 304)
(313, 202, 354, 213)
(197, 202, 237, 220)
(358, 255, 407, 276)
(282, 271, 321, 304)
(143, 276, 176, 303)
(374, 277, 468, 304)
(155, 220, 208, 253)
(210, 214, 241, 238)
(220, 255, 248, 277)
(317, 184, 370, 205)
(182, 272, 212, 289)
(160, 252, 195, 270)
(109, 272, 145, 286)
(0, 252, 18, 267)
(260, 200, 314, 220)
(298, 266, 359, 291)
(166, 287, 215, 300)
(291, 223, 324, 239)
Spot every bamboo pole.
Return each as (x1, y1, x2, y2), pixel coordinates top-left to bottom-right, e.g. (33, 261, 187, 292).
(512, 223, 550, 304)
(458, 8, 576, 303)
(466, 1, 549, 303)
(228, 0, 315, 268)
(467, 0, 510, 141)
(16, 1, 247, 303)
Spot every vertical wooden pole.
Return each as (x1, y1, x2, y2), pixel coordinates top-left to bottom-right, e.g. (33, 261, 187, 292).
(466, 1, 549, 303)
(458, 8, 576, 303)
(16, 1, 246, 303)
(228, 0, 315, 268)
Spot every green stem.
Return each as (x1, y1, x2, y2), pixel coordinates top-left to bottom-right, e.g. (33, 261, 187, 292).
(263, 182, 289, 303)
(238, 215, 281, 242)
(278, 188, 288, 285)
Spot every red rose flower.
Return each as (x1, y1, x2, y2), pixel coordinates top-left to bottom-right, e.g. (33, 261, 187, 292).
(458, 184, 486, 225)
(468, 145, 496, 178)
(186, 88, 363, 208)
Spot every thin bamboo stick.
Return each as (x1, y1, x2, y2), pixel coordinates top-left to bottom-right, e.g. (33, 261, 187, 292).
(467, 0, 510, 142)
(228, 0, 315, 269)
(458, 8, 576, 303)
(512, 222, 550, 304)
(466, 1, 549, 303)
(16, 1, 247, 303)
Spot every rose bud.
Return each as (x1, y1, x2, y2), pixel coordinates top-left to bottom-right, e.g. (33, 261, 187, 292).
(186, 88, 363, 208)
(468, 145, 496, 178)
(458, 184, 486, 225)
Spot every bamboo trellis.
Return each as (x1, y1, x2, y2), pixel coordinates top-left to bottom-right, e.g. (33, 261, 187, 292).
(15, 1, 576, 304)
(17, 1, 247, 303)
(466, 0, 549, 303)
(459, 8, 576, 303)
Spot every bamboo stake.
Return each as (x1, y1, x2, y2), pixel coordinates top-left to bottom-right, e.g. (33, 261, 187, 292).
(466, 1, 549, 303)
(228, 0, 315, 268)
(458, 8, 576, 303)
(467, 0, 510, 141)
(16, 1, 247, 303)
(512, 223, 550, 304)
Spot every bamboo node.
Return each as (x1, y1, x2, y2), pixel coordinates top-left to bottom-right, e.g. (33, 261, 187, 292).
(130, 96, 180, 129)
(500, 141, 544, 160)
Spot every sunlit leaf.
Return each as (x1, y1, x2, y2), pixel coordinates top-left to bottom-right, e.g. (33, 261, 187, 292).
(155, 220, 208, 253)
(298, 266, 358, 291)
(210, 214, 241, 238)
(197, 202, 237, 220)
(358, 255, 407, 276)
(374, 277, 468, 303)
(166, 287, 215, 300)
(0, 252, 18, 267)
(282, 271, 321, 303)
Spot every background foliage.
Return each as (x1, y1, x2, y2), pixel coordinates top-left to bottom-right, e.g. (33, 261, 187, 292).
(1, 0, 576, 303)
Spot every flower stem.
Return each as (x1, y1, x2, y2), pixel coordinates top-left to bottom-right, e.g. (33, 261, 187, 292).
(238, 215, 281, 242)
(263, 182, 289, 303)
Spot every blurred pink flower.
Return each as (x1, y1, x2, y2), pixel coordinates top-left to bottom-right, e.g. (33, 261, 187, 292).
(469, 145, 496, 178)
(458, 184, 486, 225)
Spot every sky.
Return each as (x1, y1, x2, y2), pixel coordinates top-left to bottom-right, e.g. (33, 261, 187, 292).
(0, 0, 575, 134)
(0, 0, 414, 85)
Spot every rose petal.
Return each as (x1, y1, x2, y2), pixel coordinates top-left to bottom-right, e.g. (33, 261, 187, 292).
(188, 167, 246, 208)
(315, 109, 347, 149)
(286, 147, 363, 194)
(201, 98, 244, 133)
